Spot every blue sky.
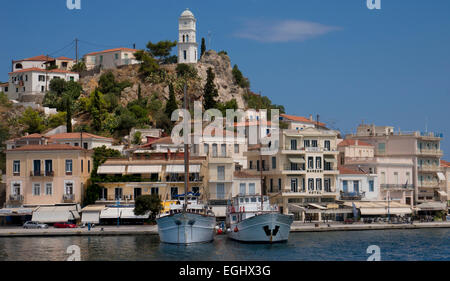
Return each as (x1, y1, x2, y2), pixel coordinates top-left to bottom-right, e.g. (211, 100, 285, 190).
(0, 0, 449, 159)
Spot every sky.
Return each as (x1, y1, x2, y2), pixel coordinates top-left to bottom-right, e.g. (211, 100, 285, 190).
(0, 0, 449, 159)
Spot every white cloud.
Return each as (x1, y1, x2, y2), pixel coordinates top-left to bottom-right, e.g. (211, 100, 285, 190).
(234, 19, 341, 43)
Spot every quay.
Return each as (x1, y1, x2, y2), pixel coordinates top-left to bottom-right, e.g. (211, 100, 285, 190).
(1, 222, 450, 237)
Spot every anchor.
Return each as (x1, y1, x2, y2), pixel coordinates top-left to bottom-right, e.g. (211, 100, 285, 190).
(263, 225, 280, 237)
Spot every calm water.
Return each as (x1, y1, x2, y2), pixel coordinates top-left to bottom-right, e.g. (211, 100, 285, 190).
(0, 229, 449, 261)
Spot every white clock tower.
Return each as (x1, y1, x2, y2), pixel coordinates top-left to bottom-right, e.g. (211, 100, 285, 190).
(178, 9, 198, 64)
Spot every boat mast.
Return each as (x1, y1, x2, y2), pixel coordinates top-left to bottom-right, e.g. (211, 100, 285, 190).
(183, 84, 189, 213)
(259, 144, 264, 211)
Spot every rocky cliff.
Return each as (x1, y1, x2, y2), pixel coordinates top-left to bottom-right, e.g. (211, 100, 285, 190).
(79, 50, 248, 109)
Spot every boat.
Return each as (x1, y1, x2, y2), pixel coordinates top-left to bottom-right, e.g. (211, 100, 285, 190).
(156, 84, 216, 244)
(157, 193, 216, 244)
(226, 195, 293, 243)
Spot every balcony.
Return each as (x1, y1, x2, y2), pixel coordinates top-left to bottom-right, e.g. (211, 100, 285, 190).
(166, 175, 204, 183)
(340, 191, 365, 200)
(417, 149, 443, 157)
(63, 194, 75, 203)
(418, 165, 442, 172)
(380, 184, 414, 190)
(9, 194, 24, 202)
(283, 165, 306, 174)
(418, 181, 442, 188)
(30, 171, 54, 177)
(282, 189, 337, 196)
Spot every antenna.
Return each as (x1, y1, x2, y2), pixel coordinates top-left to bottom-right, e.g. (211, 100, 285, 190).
(207, 31, 212, 50)
(425, 116, 428, 133)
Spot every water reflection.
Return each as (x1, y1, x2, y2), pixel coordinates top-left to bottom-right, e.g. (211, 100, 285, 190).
(0, 229, 449, 261)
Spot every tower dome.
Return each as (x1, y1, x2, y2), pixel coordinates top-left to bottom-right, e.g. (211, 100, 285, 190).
(180, 8, 194, 18)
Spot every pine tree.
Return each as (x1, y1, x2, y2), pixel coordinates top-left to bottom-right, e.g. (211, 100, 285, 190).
(65, 96, 72, 133)
(201, 38, 206, 58)
(165, 83, 178, 117)
(203, 67, 218, 110)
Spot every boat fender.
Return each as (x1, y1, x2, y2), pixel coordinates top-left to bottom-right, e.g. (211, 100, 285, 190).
(217, 228, 223, 235)
(234, 226, 239, 232)
(227, 228, 231, 233)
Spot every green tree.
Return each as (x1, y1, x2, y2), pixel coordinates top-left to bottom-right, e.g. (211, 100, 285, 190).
(232, 65, 250, 89)
(71, 61, 87, 73)
(165, 83, 178, 117)
(47, 112, 67, 128)
(91, 146, 122, 177)
(0, 123, 10, 172)
(201, 37, 206, 58)
(64, 95, 73, 132)
(146, 40, 177, 61)
(20, 107, 45, 134)
(203, 67, 219, 110)
(98, 72, 132, 98)
(0, 92, 12, 107)
(134, 194, 162, 221)
(43, 79, 82, 112)
(133, 131, 142, 145)
(176, 63, 198, 80)
(89, 89, 107, 132)
(134, 50, 160, 78)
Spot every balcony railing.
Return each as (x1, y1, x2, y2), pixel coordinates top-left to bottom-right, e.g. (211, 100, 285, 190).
(30, 171, 55, 177)
(340, 191, 365, 200)
(418, 166, 442, 172)
(283, 165, 305, 172)
(417, 149, 443, 156)
(418, 181, 441, 188)
(63, 194, 75, 201)
(9, 194, 24, 202)
(380, 184, 414, 190)
(283, 189, 336, 195)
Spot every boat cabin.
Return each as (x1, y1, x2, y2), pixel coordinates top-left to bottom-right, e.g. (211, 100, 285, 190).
(227, 195, 279, 224)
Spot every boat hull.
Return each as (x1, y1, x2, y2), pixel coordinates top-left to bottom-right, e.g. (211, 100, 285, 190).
(228, 213, 293, 243)
(157, 212, 216, 244)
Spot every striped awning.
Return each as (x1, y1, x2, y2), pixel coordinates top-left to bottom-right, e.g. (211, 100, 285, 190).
(32, 206, 79, 223)
(81, 212, 100, 224)
(100, 208, 121, 219)
(360, 207, 412, 215)
(127, 165, 162, 174)
(289, 158, 305, 164)
(166, 165, 200, 173)
(120, 208, 150, 219)
(97, 165, 126, 174)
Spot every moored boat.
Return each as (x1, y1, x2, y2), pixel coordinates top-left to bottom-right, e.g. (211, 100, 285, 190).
(226, 195, 293, 243)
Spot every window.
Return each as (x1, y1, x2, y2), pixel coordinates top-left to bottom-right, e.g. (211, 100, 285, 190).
(249, 161, 253, 169)
(38, 75, 45, 82)
(12, 182, 21, 196)
(216, 183, 225, 199)
(316, 157, 322, 169)
(378, 143, 386, 154)
(369, 180, 374, 192)
(221, 144, 226, 157)
(81, 159, 84, 173)
(192, 187, 199, 194)
(343, 180, 348, 193)
(45, 183, 53, 195)
(324, 178, 331, 192)
(149, 187, 158, 195)
(204, 143, 209, 155)
(88, 160, 91, 173)
(65, 181, 74, 195)
(13, 160, 20, 175)
(33, 160, 41, 176)
(115, 53, 119, 60)
(183, 50, 187, 60)
(115, 187, 123, 200)
(69, 76, 74, 82)
(278, 178, 282, 191)
(316, 179, 322, 191)
(290, 178, 298, 192)
(83, 143, 88, 149)
(249, 183, 256, 195)
(381, 172, 386, 185)
(394, 172, 399, 185)
(304, 140, 310, 147)
(41, 86, 45, 92)
(353, 181, 360, 193)
(33, 183, 41, 196)
(217, 166, 225, 180)
(193, 144, 199, 154)
(44, 160, 52, 176)
(212, 144, 218, 157)
(99, 56, 103, 63)
(324, 140, 331, 151)
(234, 144, 239, 154)
(290, 139, 297, 150)
(312, 140, 318, 147)
(239, 183, 246, 196)
(272, 157, 276, 169)
(308, 157, 314, 169)
(65, 160, 73, 174)
(308, 179, 314, 191)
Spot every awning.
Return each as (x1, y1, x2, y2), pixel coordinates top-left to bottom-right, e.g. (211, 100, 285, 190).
(81, 212, 100, 224)
(360, 207, 412, 215)
(120, 208, 150, 219)
(128, 165, 162, 174)
(289, 158, 305, 164)
(324, 157, 337, 163)
(416, 202, 447, 211)
(100, 208, 121, 219)
(0, 208, 34, 216)
(437, 172, 446, 181)
(308, 203, 327, 210)
(97, 165, 126, 174)
(32, 206, 80, 223)
(438, 191, 448, 197)
(166, 165, 200, 173)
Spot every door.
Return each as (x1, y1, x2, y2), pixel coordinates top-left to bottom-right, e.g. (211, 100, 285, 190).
(33, 160, 41, 176)
(216, 183, 225, 199)
(134, 188, 142, 200)
(45, 160, 52, 176)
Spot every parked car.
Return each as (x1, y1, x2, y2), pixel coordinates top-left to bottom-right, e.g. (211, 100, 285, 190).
(23, 221, 48, 229)
(54, 222, 78, 228)
(344, 219, 354, 224)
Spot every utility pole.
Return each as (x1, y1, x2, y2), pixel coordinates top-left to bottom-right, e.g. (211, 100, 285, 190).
(75, 38, 79, 63)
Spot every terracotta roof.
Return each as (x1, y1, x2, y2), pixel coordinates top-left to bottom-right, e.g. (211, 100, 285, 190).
(234, 171, 259, 179)
(48, 132, 113, 141)
(339, 166, 366, 175)
(338, 139, 373, 147)
(0, 82, 8, 87)
(14, 55, 55, 62)
(6, 133, 46, 142)
(151, 137, 174, 145)
(55, 56, 74, 61)
(280, 114, 326, 127)
(440, 160, 450, 168)
(9, 67, 78, 75)
(8, 144, 87, 152)
(84, 47, 137, 57)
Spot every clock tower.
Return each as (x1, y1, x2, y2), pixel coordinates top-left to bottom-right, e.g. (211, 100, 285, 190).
(178, 9, 198, 64)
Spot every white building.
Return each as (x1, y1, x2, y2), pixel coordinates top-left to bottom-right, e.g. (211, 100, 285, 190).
(7, 68, 79, 102)
(178, 9, 198, 64)
(12, 55, 75, 73)
(83, 48, 139, 70)
(337, 166, 379, 201)
(280, 114, 328, 130)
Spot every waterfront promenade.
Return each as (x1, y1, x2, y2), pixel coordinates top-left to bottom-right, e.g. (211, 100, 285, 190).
(1, 221, 450, 237)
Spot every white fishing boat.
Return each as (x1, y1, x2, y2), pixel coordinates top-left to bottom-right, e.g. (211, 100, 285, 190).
(156, 84, 216, 244)
(157, 193, 216, 244)
(226, 195, 293, 243)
